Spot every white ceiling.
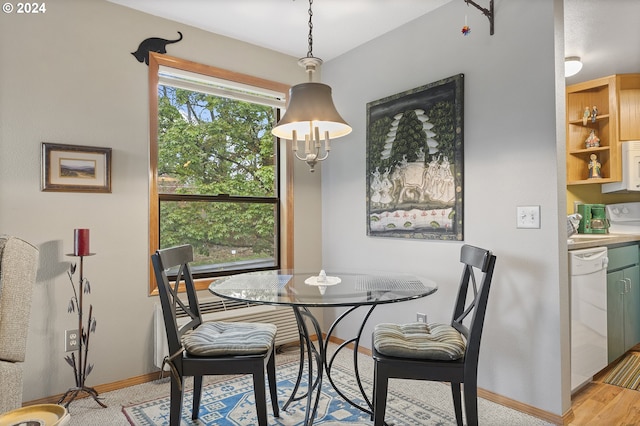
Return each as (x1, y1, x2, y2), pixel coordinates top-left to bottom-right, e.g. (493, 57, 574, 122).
(108, 0, 453, 61)
(109, 0, 639, 81)
(563, 0, 640, 84)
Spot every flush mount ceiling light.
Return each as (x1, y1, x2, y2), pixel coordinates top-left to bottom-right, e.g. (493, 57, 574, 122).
(271, 0, 352, 172)
(565, 57, 583, 77)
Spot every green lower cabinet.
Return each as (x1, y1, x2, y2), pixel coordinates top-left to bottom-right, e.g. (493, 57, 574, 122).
(607, 244, 640, 363)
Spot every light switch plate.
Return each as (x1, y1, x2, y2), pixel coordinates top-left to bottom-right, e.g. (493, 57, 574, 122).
(517, 205, 541, 229)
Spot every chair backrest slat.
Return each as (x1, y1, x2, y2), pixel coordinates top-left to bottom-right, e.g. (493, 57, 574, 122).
(450, 245, 497, 361)
(151, 244, 202, 355)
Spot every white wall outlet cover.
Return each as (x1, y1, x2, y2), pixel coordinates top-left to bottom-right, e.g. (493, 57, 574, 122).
(517, 205, 541, 229)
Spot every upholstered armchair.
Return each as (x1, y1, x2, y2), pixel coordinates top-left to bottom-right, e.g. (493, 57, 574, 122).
(0, 235, 38, 414)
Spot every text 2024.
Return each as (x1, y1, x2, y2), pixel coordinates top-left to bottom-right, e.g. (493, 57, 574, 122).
(17, 2, 46, 13)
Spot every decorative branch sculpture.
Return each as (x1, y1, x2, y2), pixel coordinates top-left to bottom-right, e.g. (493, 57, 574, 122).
(57, 255, 106, 409)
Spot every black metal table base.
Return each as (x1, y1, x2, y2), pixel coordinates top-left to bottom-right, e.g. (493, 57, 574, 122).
(282, 305, 379, 425)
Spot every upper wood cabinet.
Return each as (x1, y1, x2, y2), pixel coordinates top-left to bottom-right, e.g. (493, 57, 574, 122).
(566, 74, 640, 185)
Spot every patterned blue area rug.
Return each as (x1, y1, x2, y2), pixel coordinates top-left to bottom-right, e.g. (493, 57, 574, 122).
(122, 361, 455, 425)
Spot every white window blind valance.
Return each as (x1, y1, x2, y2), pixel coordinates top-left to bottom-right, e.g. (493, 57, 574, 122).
(158, 65, 286, 109)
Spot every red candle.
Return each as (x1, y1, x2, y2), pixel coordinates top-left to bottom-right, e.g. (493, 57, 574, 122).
(74, 229, 90, 256)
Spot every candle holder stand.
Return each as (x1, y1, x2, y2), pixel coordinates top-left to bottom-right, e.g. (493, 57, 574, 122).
(57, 254, 107, 408)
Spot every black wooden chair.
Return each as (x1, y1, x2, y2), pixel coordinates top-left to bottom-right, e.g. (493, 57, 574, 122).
(151, 244, 279, 426)
(371, 244, 497, 426)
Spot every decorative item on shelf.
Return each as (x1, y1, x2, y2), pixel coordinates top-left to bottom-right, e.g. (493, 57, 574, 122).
(591, 105, 598, 123)
(588, 154, 602, 179)
(585, 129, 600, 148)
(271, 0, 352, 172)
(583, 106, 590, 126)
(58, 229, 106, 409)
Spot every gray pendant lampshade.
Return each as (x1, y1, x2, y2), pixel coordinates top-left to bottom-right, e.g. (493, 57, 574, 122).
(271, 0, 352, 171)
(272, 82, 352, 140)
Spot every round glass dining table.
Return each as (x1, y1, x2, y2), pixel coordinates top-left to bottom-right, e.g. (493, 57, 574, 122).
(209, 270, 437, 425)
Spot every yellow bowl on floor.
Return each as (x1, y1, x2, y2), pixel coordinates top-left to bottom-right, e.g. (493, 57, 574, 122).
(0, 404, 69, 426)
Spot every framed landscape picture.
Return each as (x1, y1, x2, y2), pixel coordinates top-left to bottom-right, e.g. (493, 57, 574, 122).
(366, 74, 464, 240)
(41, 143, 112, 193)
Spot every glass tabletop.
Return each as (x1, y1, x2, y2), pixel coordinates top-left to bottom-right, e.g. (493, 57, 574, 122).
(209, 270, 437, 307)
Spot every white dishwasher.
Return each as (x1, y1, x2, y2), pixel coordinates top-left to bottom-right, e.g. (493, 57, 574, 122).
(570, 246, 609, 392)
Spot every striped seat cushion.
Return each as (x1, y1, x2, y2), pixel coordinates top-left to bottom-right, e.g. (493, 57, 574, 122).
(373, 322, 466, 360)
(182, 321, 277, 356)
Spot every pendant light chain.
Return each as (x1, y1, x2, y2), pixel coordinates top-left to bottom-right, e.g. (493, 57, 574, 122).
(272, 0, 352, 172)
(307, 0, 314, 58)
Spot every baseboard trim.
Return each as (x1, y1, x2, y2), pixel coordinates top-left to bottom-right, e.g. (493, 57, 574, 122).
(477, 387, 563, 425)
(23, 372, 160, 407)
(562, 408, 575, 425)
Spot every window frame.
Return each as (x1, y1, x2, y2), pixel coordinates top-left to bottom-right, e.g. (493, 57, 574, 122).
(148, 53, 294, 295)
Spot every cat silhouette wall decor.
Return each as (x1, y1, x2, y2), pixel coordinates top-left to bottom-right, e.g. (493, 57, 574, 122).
(132, 31, 183, 65)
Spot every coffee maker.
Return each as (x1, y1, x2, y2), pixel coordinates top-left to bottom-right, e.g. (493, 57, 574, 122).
(577, 203, 609, 234)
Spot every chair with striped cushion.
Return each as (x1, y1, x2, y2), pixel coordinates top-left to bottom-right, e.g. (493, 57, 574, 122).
(371, 244, 496, 426)
(152, 245, 279, 426)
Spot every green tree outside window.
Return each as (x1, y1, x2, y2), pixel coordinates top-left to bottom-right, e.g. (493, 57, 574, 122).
(157, 84, 280, 275)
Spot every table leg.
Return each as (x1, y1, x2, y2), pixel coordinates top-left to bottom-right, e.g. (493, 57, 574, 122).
(284, 305, 380, 424)
(324, 305, 378, 416)
(283, 305, 375, 425)
(282, 306, 324, 426)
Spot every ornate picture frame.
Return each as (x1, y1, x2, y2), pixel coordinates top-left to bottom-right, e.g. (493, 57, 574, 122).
(366, 74, 464, 240)
(41, 143, 112, 193)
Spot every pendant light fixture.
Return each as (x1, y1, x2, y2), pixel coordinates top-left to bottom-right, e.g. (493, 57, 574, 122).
(271, 0, 352, 172)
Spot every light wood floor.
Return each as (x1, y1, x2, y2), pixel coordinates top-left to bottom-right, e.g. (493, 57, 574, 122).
(569, 349, 640, 425)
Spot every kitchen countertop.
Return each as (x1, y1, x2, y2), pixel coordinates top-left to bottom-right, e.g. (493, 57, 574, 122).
(568, 233, 640, 250)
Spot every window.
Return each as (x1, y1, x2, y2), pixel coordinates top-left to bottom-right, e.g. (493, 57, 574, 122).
(148, 53, 293, 293)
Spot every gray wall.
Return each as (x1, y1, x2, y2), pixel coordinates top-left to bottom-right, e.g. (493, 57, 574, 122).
(0, 0, 322, 402)
(5, 0, 623, 418)
(320, 0, 569, 417)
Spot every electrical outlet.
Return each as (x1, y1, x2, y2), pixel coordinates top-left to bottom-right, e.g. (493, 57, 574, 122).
(416, 313, 427, 323)
(65, 329, 79, 352)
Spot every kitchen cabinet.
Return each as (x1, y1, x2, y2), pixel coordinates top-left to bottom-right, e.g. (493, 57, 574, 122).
(607, 244, 640, 363)
(566, 74, 640, 185)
